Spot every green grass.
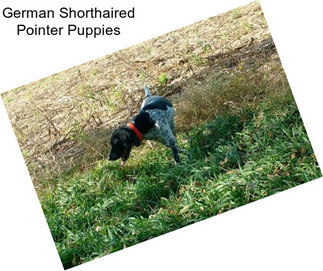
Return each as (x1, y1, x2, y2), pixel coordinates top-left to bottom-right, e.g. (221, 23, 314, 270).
(39, 96, 321, 269)
(157, 73, 168, 85)
(232, 9, 242, 19)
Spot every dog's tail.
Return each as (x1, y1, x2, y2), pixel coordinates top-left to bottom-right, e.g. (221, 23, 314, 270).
(144, 86, 151, 97)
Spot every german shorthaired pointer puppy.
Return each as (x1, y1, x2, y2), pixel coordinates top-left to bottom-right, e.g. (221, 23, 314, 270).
(108, 86, 180, 166)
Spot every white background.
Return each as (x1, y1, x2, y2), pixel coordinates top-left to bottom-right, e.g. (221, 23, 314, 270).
(0, 0, 322, 270)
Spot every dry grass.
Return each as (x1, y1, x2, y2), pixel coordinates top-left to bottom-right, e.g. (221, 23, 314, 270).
(2, 2, 281, 186)
(175, 47, 290, 129)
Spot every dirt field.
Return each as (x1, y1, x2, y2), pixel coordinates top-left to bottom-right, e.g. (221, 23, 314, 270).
(2, 2, 281, 186)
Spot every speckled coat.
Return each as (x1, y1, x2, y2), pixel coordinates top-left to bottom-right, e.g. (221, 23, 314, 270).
(130, 95, 180, 163)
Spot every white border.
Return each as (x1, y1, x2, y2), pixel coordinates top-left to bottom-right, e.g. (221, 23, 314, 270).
(1, 1, 322, 270)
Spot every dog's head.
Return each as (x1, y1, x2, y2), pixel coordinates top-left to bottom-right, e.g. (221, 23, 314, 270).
(108, 128, 134, 166)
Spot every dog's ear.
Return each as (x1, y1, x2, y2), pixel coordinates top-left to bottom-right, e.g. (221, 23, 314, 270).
(115, 127, 139, 147)
(122, 126, 140, 147)
(118, 129, 133, 149)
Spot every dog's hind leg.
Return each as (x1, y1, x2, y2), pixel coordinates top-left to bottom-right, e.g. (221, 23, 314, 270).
(170, 118, 176, 136)
(160, 127, 180, 164)
(169, 137, 180, 164)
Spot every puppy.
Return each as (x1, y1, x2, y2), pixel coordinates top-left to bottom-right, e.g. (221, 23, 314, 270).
(108, 86, 180, 166)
